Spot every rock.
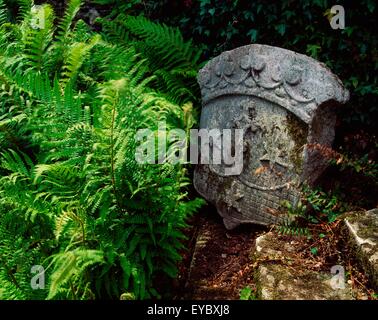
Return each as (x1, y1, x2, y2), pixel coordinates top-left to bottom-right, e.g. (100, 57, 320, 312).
(87, 8, 100, 25)
(194, 44, 349, 229)
(254, 232, 354, 300)
(258, 264, 353, 300)
(343, 209, 378, 291)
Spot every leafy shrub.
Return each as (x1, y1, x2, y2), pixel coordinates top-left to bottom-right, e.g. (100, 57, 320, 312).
(0, 0, 204, 300)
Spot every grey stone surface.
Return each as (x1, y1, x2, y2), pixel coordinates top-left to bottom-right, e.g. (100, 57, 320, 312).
(194, 44, 349, 229)
(344, 209, 378, 291)
(254, 232, 355, 300)
(257, 264, 354, 300)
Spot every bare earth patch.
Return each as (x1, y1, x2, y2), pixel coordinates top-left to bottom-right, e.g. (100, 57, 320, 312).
(179, 210, 265, 300)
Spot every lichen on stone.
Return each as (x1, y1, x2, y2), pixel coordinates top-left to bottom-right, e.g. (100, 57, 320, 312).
(286, 112, 308, 174)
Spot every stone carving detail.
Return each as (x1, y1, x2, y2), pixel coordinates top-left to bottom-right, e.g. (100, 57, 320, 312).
(194, 44, 349, 229)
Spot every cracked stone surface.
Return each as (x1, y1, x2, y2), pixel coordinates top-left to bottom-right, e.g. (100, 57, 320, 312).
(344, 209, 378, 291)
(194, 44, 349, 229)
(254, 232, 354, 300)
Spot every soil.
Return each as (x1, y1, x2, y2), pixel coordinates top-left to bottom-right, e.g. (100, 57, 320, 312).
(171, 206, 267, 300)
(166, 207, 377, 300)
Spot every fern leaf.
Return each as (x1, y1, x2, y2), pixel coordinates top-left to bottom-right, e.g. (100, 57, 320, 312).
(55, 0, 83, 43)
(60, 34, 101, 88)
(0, 0, 8, 25)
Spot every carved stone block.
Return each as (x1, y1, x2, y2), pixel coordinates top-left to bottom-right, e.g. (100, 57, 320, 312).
(194, 44, 349, 229)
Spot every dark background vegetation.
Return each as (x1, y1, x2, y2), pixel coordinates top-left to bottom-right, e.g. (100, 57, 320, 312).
(91, 0, 378, 207)
(117, 0, 378, 133)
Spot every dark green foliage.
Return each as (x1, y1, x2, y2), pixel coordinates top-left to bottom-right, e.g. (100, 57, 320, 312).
(276, 186, 350, 237)
(99, 0, 377, 135)
(275, 200, 310, 237)
(303, 186, 348, 223)
(331, 152, 378, 180)
(0, 0, 204, 300)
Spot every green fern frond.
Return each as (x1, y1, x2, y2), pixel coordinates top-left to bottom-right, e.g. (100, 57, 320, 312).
(99, 14, 202, 104)
(21, 4, 55, 71)
(122, 15, 201, 70)
(55, 0, 82, 43)
(60, 34, 101, 88)
(16, 0, 33, 21)
(47, 249, 104, 300)
(0, 0, 8, 25)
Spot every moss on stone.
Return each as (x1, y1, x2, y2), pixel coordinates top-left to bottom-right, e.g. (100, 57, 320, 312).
(286, 113, 308, 174)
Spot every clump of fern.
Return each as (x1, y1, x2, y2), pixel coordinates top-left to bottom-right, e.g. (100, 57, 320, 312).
(275, 200, 310, 237)
(99, 13, 203, 106)
(0, 0, 204, 300)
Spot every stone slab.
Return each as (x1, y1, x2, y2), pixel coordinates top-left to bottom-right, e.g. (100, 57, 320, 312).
(344, 209, 378, 291)
(254, 232, 354, 300)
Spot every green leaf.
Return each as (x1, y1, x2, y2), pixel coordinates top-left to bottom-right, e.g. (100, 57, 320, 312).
(240, 286, 252, 300)
(247, 29, 258, 42)
(310, 247, 318, 255)
(367, 0, 376, 13)
(275, 24, 286, 36)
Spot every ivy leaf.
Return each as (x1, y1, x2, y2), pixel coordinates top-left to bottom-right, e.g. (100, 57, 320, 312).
(367, 0, 376, 13)
(200, 0, 211, 6)
(343, 27, 354, 37)
(306, 44, 321, 58)
(247, 29, 258, 42)
(275, 23, 286, 36)
(349, 77, 359, 88)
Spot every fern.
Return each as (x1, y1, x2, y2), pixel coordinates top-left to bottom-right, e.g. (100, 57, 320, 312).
(16, 0, 33, 21)
(55, 0, 82, 43)
(275, 200, 310, 237)
(0, 0, 7, 25)
(0, 0, 204, 300)
(60, 34, 101, 88)
(99, 14, 203, 104)
(123, 15, 201, 70)
(47, 249, 104, 300)
(21, 4, 55, 71)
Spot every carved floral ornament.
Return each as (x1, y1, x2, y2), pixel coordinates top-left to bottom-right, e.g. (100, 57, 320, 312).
(198, 49, 318, 107)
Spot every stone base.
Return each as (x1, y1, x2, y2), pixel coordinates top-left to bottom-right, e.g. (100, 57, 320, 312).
(343, 209, 378, 291)
(258, 264, 353, 300)
(254, 232, 354, 300)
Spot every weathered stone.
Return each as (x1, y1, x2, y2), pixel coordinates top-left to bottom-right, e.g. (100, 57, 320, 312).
(194, 44, 349, 229)
(254, 232, 355, 300)
(344, 209, 378, 291)
(257, 264, 354, 300)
